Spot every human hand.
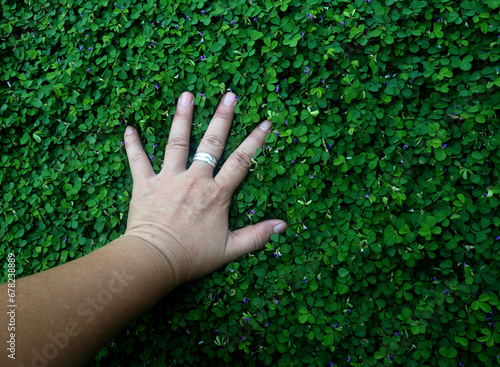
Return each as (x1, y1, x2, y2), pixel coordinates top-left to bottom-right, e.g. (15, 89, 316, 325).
(122, 91, 288, 285)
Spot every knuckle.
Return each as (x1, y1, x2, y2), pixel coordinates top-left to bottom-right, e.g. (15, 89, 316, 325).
(166, 136, 190, 150)
(129, 154, 148, 170)
(213, 109, 230, 121)
(204, 134, 225, 150)
(230, 150, 250, 171)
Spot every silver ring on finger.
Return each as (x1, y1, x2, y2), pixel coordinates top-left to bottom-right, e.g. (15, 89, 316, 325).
(193, 152, 217, 168)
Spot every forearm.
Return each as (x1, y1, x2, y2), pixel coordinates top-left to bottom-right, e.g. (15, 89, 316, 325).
(0, 235, 178, 367)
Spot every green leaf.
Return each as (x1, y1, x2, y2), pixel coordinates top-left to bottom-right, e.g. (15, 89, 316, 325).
(338, 268, 349, 277)
(435, 149, 447, 161)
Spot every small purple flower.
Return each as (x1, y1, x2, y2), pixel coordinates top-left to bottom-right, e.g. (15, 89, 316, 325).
(161, 22, 164, 26)
(438, 18, 442, 22)
(63, 238, 67, 242)
(285, 120, 288, 125)
(209, 294, 214, 299)
(87, 68, 91, 72)
(274, 253, 279, 258)
(300, 33, 305, 37)
(444, 289, 449, 295)
(153, 144, 157, 148)
(302, 277, 306, 283)
(275, 85, 279, 92)
(334, 323, 338, 329)
(241, 336, 245, 341)
(201, 10, 206, 15)
(175, 25, 179, 29)
(403, 144, 408, 149)
(231, 20, 235, 25)
(459, 363, 464, 367)
(80, 46, 84, 50)
(155, 85, 160, 90)
(291, 160, 296, 164)
(304, 69, 309, 74)
(186, 16, 190, 20)
(254, 17, 258, 22)
(442, 143, 447, 148)
(490, 322, 495, 327)
(276, 131, 280, 136)
(151, 22, 154, 25)
(495, 236, 500, 240)
(294, 233, 299, 238)
(214, 329, 219, 333)
(327, 143, 332, 148)
(200, 93, 204, 97)
(388, 355, 392, 361)
(250, 209, 255, 214)
(347, 356, 351, 362)
(244, 317, 249, 323)
(360, 249, 364, 254)
(293, 138, 297, 143)
(85, 33, 89, 36)
(120, 6, 123, 10)
(365, 194, 370, 199)
(88, 47, 92, 51)
(149, 155, 154, 159)
(200, 55, 206, 60)
(274, 300, 279, 304)
(340, 21, 345, 26)
(347, 309, 351, 314)
(395, 332, 400, 336)
(243, 297, 249, 303)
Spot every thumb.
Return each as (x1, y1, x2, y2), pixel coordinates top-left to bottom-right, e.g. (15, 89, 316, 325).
(226, 220, 288, 260)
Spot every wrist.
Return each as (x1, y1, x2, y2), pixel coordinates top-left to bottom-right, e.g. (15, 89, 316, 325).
(121, 226, 186, 288)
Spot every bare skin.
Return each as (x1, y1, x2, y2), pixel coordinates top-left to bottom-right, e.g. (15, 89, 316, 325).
(0, 91, 288, 367)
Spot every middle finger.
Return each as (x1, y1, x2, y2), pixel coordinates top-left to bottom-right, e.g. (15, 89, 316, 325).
(189, 92, 238, 175)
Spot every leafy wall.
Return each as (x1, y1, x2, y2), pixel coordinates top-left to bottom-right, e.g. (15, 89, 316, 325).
(1, 0, 499, 365)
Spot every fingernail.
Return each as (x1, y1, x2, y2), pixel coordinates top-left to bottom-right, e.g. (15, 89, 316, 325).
(181, 92, 193, 106)
(259, 120, 272, 132)
(273, 223, 287, 234)
(223, 92, 236, 106)
(126, 126, 134, 136)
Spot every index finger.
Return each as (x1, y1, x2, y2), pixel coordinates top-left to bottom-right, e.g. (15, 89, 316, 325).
(214, 120, 272, 195)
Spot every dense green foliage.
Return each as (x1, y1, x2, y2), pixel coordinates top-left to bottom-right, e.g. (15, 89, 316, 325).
(1, 0, 500, 365)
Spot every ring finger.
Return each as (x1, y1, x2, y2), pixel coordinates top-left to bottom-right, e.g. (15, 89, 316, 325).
(189, 92, 238, 175)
